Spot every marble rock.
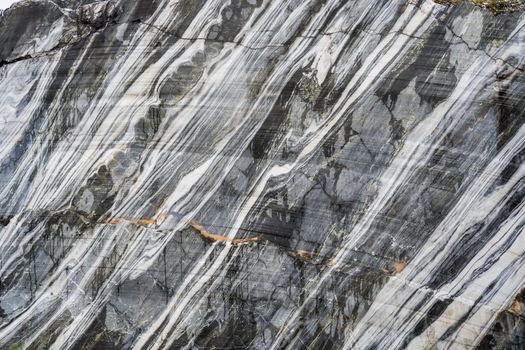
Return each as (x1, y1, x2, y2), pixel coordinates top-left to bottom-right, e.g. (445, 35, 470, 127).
(1, 0, 525, 349)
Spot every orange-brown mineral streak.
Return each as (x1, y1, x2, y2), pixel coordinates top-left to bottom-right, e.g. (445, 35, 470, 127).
(186, 220, 259, 244)
(393, 261, 407, 273)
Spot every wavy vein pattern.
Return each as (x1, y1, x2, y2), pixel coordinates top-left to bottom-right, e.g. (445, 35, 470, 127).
(0, 0, 525, 349)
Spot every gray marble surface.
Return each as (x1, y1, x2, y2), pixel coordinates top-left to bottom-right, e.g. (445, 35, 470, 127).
(0, 0, 525, 349)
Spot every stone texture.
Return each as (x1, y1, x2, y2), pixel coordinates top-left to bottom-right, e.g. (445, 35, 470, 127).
(0, 0, 525, 349)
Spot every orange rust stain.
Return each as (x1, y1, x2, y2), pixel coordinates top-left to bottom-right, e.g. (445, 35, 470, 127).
(393, 261, 407, 273)
(380, 261, 407, 274)
(136, 218, 156, 225)
(104, 211, 168, 226)
(507, 299, 522, 315)
(114, 216, 153, 225)
(295, 250, 314, 259)
(290, 250, 335, 267)
(291, 250, 320, 262)
(106, 217, 121, 225)
(187, 220, 259, 245)
(104, 214, 258, 244)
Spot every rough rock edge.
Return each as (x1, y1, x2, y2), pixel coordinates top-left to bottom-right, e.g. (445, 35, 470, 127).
(434, 0, 525, 14)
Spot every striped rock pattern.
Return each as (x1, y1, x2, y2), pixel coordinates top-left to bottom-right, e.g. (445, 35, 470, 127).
(1, 0, 525, 349)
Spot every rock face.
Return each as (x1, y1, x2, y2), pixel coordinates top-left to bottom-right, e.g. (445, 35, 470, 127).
(0, 0, 525, 349)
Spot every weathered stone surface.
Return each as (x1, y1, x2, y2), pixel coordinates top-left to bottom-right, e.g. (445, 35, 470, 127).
(0, 0, 525, 349)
